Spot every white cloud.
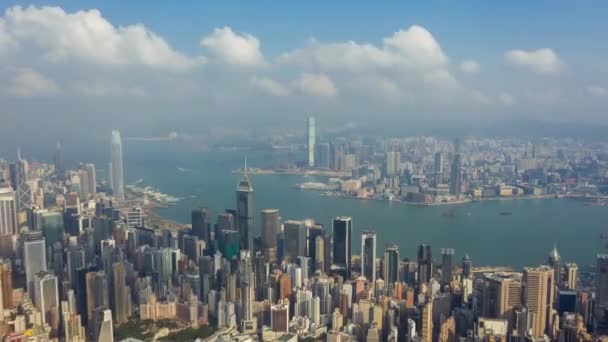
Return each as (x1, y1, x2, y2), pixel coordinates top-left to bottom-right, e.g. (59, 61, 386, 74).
(587, 85, 607, 97)
(76, 79, 145, 97)
(2, 5, 201, 70)
(8, 68, 60, 97)
(498, 92, 515, 105)
(460, 60, 480, 74)
(201, 26, 264, 67)
(505, 48, 562, 75)
(249, 76, 289, 97)
(350, 75, 403, 101)
(295, 72, 337, 98)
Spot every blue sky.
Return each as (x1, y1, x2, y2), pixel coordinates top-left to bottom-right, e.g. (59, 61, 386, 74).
(0, 1, 607, 148)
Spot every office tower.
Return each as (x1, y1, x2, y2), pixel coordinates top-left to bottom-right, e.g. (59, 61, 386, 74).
(54, 141, 64, 181)
(307, 116, 316, 167)
(441, 248, 454, 286)
(316, 142, 330, 169)
(0, 186, 17, 235)
(449, 153, 461, 196)
(126, 207, 143, 229)
(421, 301, 433, 342)
(82, 163, 96, 197)
(332, 217, 352, 279)
(192, 207, 211, 242)
(271, 301, 289, 332)
(462, 253, 472, 279)
(418, 244, 433, 286)
(315, 235, 325, 272)
(24, 231, 47, 296)
(0, 259, 13, 311)
(9, 151, 32, 212)
(218, 230, 240, 260)
(361, 232, 376, 285)
(481, 272, 522, 319)
(86, 271, 109, 324)
(110, 130, 125, 201)
(548, 243, 562, 286)
(383, 245, 399, 286)
(93, 308, 114, 342)
(41, 211, 63, 249)
(260, 209, 280, 263)
(565, 263, 578, 290)
(306, 220, 324, 268)
(385, 151, 400, 176)
(112, 262, 128, 324)
(523, 266, 554, 338)
(283, 220, 307, 262)
(434, 152, 444, 185)
(236, 159, 253, 253)
(596, 255, 608, 321)
(33, 271, 60, 334)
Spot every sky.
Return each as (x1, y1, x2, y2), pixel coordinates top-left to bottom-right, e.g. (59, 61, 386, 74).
(1, 1, 608, 152)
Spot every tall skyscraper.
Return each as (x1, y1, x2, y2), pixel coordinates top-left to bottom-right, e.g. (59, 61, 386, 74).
(332, 217, 352, 279)
(33, 271, 60, 334)
(481, 272, 522, 319)
(441, 248, 454, 286)
(192, 207, 211, 242)
(307, 116, 316, 167)
(421, 301, 433, 342)
(0, 186, 17, 235)
(385, 151, 400, 176)
(434, 152, 444, 186)
(565, 263, 578, 290)
(283, 220, 307, 262)
(418, 244, 433, 287)
(0, 259, 13, 311)
(236, 159, 253, 254)
(93, 308, 114, 342)
(462, 253, 472, 279)
(54, 141, 64, 181)
(316, 142, 330, 169)
(9, 150, 32, 212)
(523, 265, 554, 338)
(24, 231, 47, 296)
(261, 209, 280, 263)
(361, 231, 376, 285)
(81, 163, 96, 198)
(547, 243, 562, 286)
(596, 255, 608, 321)
(449, 153, 461, 197)
(112, 262, 128, 324)
(383, 245, 399, 286)
(110, 130, 124, 201)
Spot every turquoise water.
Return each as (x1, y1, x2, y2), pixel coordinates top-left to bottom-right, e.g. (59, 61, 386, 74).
(76, 141, 608, 269)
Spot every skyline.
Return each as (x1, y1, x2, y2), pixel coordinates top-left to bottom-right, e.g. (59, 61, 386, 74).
(1, 2, 608, 150)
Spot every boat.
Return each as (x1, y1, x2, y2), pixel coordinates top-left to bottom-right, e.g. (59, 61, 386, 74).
(499, 212, 513, 216)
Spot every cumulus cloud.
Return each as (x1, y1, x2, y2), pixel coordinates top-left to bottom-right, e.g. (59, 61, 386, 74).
(505, 48, 562, 75)
(249, 76, 290, 97)
(460, 60, 480, 74)
(2, 5, 202, 70)
(349, 75, 402, 101)
(8, 68, 60, 97)
(587, 85, 607, 97)
(295, 72, 337, 98)
(76, 79, 145, 97)
(201, 26, 265, 67)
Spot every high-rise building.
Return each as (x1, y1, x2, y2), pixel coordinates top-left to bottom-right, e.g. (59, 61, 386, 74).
(112, 262, 128, 324)
(0, 186, 17, 235)
(449, 153, 462, 197)
(481, 272, 522, 319)
(86, 271, 109, 324)
(565, 263, 578, 290)
(523, 265, 554, 338)
(24, 231, 47, 296)
(462, 253, 472, 279)
(314, 235, 325, 272)
(384, 245, 399, 286)
(93, 308, 114, 342)
(191, 207, 211, 242)
(0, 259, 13, 311)
(271, 301, 289, 332)
(307, 116, 316, 167)
(306, 220, 324, 269)
(361, 231, 376, 286)
(418, 244, 433, 286)
(548, 244, 562, 286)
(9, 151, 32, 212)
(316, 142, 330, 169)
(260, 209, 280, 263)
(385, 151, 400, 176)
(33, 271, 60, 334)
(434, 152, 445, 186)
(236, 159, 253, 253)
(110, 130, 125, 201)
(421, 301, 433, 342)
(82, 163, 96, 198)
(332, 217, 352, 279)
(441, 248, 454, 286)
(596, 255, 608, 320)
(126, 207, 143, 228)
(283, 220, 307, 262)
(54, 141, 64, 181)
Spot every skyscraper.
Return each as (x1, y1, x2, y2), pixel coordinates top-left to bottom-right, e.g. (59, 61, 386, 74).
(33, 271, 60, 334)
(9, 150, 32, 212)
(385, 151, 400, 176)
(565, 263, 578, 290)
(316, 142, 330, 169)
(261, 209, 280, 263)
(361, 231, 376, 285)
(283, 220, 307, 262)
(112, 262, 128, 324)
(24, 231, 47, 296)
(449, 153, 461, 197)
(441, 248, 454, 286)
(434, 152, 444, 186)
(0, 259, 13, 311)
(418, 244, 433, 287)
(236, 159, 253, 254)
(523, 265, 554, 338)
(54, 141, 64, 181)
(0, 186, 17, 235)
(192, 207, 211, 242)
(82, 163, 96, 198)
(110, 130, 124, 201)
(93, 308, 114, 342)
(596, 255, 608, 321)
(332, 217, 352, 279)
(383, 245, 399, 286)
(547, 243, 562, 286)
(462, 253, 472, 279)
(308, 116, 316, 167)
